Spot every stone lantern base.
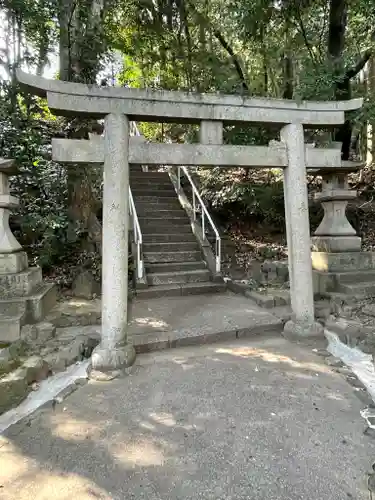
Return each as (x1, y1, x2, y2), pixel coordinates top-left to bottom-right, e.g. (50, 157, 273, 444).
(312, 250, 375, 298)
(0, 159, 56, 342)
(311, 161, 375, 299)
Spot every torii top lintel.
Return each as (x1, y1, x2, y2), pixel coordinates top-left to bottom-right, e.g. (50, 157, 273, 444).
(16, 70, 363, 127)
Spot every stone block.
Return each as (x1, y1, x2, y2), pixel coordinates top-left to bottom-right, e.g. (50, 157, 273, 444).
(0, 315, 22, 343)
(0, 348, 18, 375)
(72, 270, 100, 299)
(314, 300, 332, 320)
(0, 267, 42, 298)
(272, 290, 291, 306)
(362, 304, 375, 317)
(25, 283, 57, 323)
(45, 335, 99, 373)
(245, 290, 275, 308)
(283, 319, 324, 338)
(22, 356, 50, 383)
(311, 236, 362, 253)
(8, 339, 28, 358)
(311, 251, 375, 272)
(0, 251, 28, 274)
(313, 270, 336, 294)
(0, 283, 56, 327)
(21, 322, 56, 344)
(0, 368, 29, 414)
(324, 318, 366, 346)
(275, 261, 289, 281)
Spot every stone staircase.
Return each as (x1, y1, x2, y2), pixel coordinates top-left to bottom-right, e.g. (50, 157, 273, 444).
(130, 168, 225, 298)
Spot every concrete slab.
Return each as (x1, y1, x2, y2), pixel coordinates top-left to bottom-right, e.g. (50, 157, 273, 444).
(129, 292, 283, 351)
(1, 337, 374, 499)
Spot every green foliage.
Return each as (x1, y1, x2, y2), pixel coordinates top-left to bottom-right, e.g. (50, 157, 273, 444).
(200, 168, 285, 228)
(0, 82, 73, 271)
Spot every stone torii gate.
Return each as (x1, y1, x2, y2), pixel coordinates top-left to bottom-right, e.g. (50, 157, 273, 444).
(17, 70, 362, 377)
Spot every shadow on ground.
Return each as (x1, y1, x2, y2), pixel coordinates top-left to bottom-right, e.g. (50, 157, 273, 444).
(0, 337, 374, 500)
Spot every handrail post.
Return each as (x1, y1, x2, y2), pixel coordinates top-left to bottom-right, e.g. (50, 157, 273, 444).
(181, 165, 221, 275)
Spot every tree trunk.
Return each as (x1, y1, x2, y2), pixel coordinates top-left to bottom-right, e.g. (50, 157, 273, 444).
(367, 56, 375, 166)
(59, 0, 108, 254)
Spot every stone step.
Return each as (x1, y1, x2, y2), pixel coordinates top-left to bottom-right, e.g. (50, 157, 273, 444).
(245, 289, 291, 309)
(146, 261, 206, 273)
(147, 269, 211, 286)
(135, 201, 181, 210)
(138, 209, 186, 219)
(139, 218, 190, 230)
(134, 196, 181, 204)
(144, 250, 202, 263)
(135, 281, 226, 299)
(334, 270, 375, 284)
(140, 224, 192, 234)
(130, 172, 170, 179)
(130, 180, 173, 187)
(131, 189, 176, 197)
(143, 241, 199, 253)
(143, 233, 196, 243)
(136, 203, 183, 213)
(337, 281, 375, 297)
(0, 283, 57, 325)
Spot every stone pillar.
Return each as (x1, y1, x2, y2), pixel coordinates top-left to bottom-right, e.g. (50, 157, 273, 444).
(0, 159, 28, 273)
(281, 124, 322, 337)
(91, 114, 136, 378)
(311, 169, 360, 253)
(200, 120, 223, 145)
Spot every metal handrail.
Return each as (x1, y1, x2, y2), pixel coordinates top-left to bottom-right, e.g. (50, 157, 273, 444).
(128, 186, 144, 280)
(177, 166, 221, 273)
(129, 121, 144, 281)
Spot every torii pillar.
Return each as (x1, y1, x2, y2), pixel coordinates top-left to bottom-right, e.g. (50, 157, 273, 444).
(90, 113, 136, 378)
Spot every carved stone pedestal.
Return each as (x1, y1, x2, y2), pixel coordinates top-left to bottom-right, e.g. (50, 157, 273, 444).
(311, 167, 361, 253)
(311, 159, 375, 299)
(0, 159, 56, 342)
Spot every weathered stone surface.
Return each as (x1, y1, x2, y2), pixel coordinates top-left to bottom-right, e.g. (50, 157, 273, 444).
(272, 290, 291, 306)
(22, 356, 50, 383)
(44, 335, 99, 373)
(0, 368, 29, 414)
(0, 267, 42, 298)
(0, 314, 22, 342)
(362, 304, 375, 317)
(245, 290, 275, 308)
(311, 235, 361, 253)
(72, 270, 100, 299)
(324, 318, 366, 347)
(35, 322, 56, 342)
(21, 322, 56, 345)
(8, 339, 28, 358)
(0, 348, 18, 375)
(91, 344, 136, 376)
(283, 319, 324, 338)
(312, 251, 375, 272)
(0, 251, 28, 275)
(46, 298, 101, 327)
(282, 123, 315, 327)
(325, 356, 344, 368)
(314, 300, 332, 320)
(17, 69, 363, 125)
(0, 282, 57, 328)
